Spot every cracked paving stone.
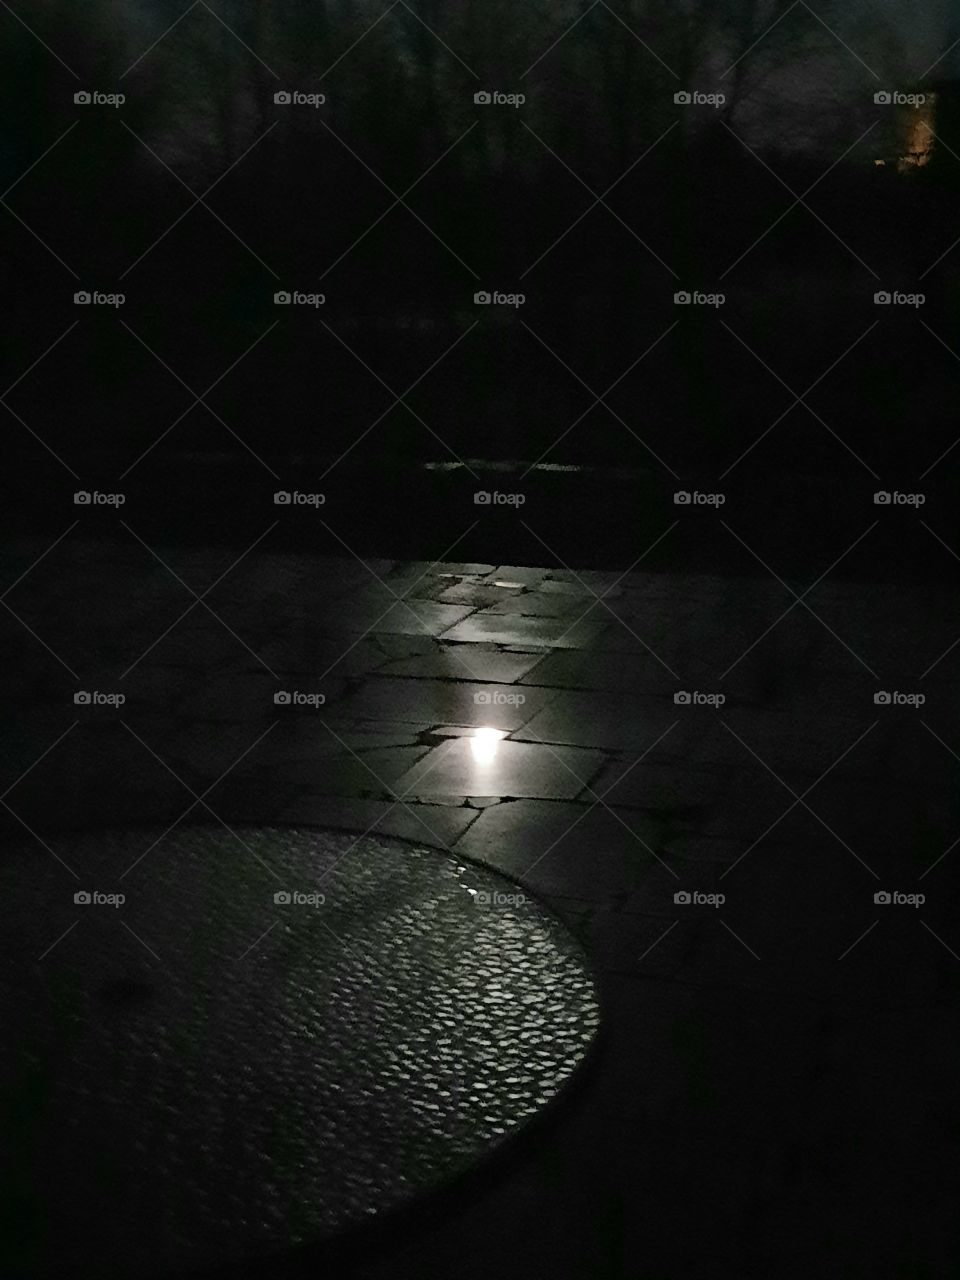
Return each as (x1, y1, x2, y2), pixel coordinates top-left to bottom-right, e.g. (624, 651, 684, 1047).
(394, 739, 606, 802)
(440, 614, 605, 649)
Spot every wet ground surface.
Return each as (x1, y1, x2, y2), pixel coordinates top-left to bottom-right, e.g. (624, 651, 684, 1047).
(3, 533, 959, 1278)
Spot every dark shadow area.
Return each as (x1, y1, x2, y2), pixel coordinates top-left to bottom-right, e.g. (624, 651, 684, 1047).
(1, 1, 958, 574)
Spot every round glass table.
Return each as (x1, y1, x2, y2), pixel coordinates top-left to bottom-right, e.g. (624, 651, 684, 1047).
(1, 825, 600, 1277)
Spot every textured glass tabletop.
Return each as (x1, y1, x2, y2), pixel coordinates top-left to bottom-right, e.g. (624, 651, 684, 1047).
(2, 825, 600, 1277)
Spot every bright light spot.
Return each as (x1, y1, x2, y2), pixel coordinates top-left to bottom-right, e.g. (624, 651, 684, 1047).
(470, 726, 505, 765)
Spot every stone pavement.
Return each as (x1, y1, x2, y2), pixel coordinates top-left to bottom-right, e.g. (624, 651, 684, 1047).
(3, 534, 958, 1278)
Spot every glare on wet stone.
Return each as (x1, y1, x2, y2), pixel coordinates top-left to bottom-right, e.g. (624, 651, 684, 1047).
(488, 566, 549, 585)
(7, 537, 956, 1008)
(440, 613, 606, 648)
(393, 737, 605, 801)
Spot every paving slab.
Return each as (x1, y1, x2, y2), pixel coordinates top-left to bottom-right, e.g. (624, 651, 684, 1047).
(331, 676, 555, 731)
(393, 738, 606, 802)
(488, 565, 550, 586)
(479, 591, 590, 617)
(519, 647, 677, 694)
(452, 799, 664, 898)
(344, 598, 476, 636)
(437, 582, 524, 607)
(440, 614, 605, 649)
(515, 689, 680, 751)
(381, 642, 546, 684)
(274, 796, 481, 848)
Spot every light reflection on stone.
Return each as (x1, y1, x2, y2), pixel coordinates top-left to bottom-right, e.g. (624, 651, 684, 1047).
(469, 726, 506, 765)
